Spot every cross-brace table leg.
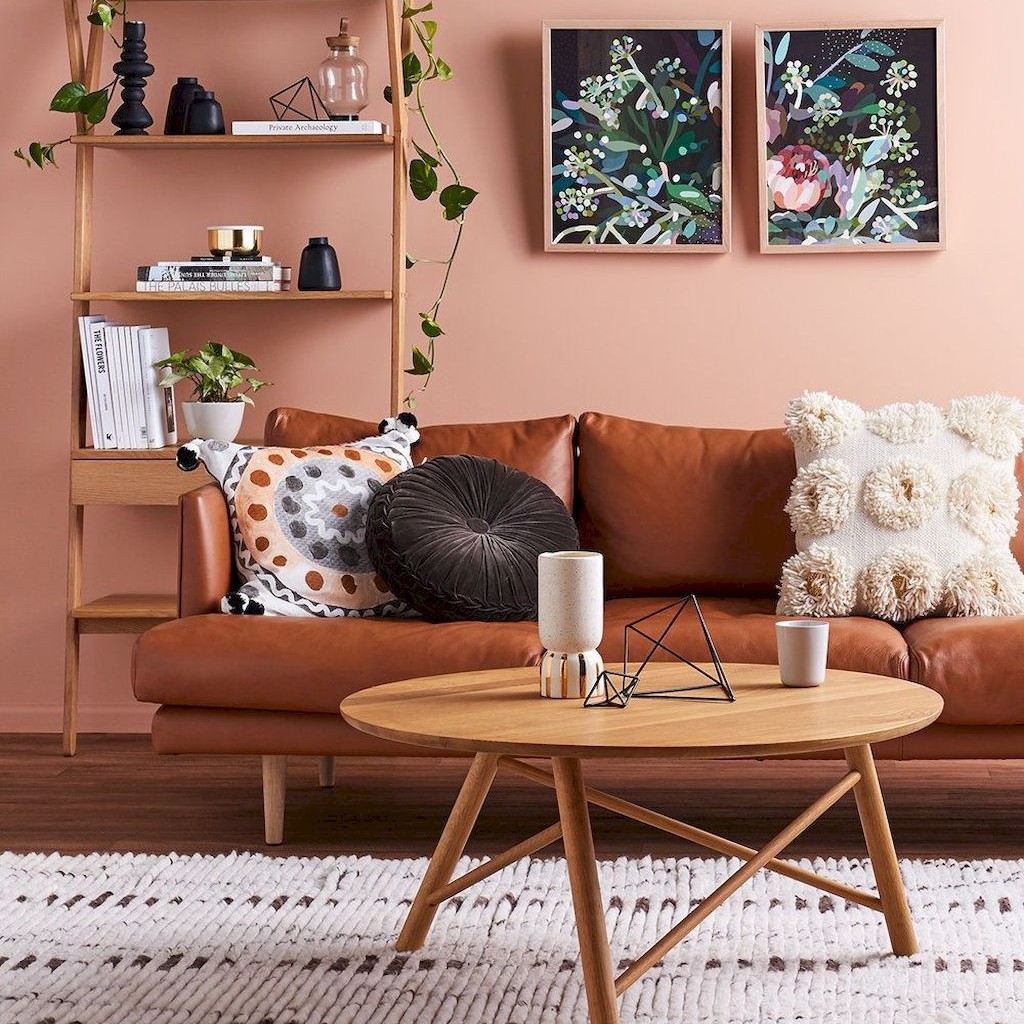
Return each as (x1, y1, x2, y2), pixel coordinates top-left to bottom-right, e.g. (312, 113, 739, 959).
(396, 746, 917, 1024)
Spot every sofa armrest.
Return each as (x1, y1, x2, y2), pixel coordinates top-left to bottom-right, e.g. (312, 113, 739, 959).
(178, 484, 233, 617)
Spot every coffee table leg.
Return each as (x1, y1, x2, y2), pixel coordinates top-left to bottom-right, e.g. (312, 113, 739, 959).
(397, 752, 500, 952)
(845, 744, 917, 956)
(552, 757, 619, 1024)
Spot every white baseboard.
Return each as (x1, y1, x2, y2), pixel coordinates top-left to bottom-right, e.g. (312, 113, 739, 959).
(1, 704, 156, 733)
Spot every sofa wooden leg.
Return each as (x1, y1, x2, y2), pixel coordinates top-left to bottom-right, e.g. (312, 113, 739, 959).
(318, 756, 336, 788)
(262, 755, 287, 846)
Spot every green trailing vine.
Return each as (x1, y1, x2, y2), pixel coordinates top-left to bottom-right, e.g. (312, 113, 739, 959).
(14, 2, 126, 169)
(386, 2, 476, 408)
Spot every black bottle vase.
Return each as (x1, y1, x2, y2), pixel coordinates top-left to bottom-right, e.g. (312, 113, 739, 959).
(164, 77, 204, 134)
(111, 21, 154, 135)
(298, 237, 342, 291)
(183, 91, 225, 135)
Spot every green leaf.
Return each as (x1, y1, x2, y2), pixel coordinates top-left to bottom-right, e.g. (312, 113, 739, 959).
(422, 19, 438, 39)
(80, 89, 110, 125)
(383, 84, 393, 104)
(412, 140, 439, 168)
(88, 3, 114, 26)
(13, 147, 32, 167)
(403, 1, 433, 15)
(435, 58, 453, 81)
(409, 158, 438, 200)
(438, 183, 477, 221)
(29, 143, 44, 168)
(407, 345, 434, 375)
(50, 82, 87, 112)
(406, 395, 418, 410)
(405, 253, 417, 269)
(402, 51, 423, 95)
(419, 313, 444, 338)
(845, 52, 880, 72)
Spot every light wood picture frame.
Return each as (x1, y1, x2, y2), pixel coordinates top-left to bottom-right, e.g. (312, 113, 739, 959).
(543, 21, 732, 253)
(755, 21, 946, 253)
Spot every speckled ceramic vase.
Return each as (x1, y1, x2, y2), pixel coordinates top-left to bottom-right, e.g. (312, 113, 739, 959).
(537, 551, 605, 699)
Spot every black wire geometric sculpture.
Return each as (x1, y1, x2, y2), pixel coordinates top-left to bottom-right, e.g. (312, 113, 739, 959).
(584, 595, 736, 709)
(269, 77, 333, 121)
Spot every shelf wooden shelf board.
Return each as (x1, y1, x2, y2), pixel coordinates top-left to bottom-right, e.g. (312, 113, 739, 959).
(72, 134, 394, 149)
(73, 594, 177, 634)
(72, 290, 392, 302)
(74, 439, 260, 460)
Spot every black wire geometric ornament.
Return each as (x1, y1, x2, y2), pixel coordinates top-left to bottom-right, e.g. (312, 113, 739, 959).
(269, 77, 333, 121)
(584, 594, 736, 709)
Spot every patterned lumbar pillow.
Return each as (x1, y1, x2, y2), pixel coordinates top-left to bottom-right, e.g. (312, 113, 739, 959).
(779, 392, 1024, 622)
(176, 414, 419, 617)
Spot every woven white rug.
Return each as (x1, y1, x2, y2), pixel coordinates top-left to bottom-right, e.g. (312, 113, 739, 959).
(1, 851, 1022, 1024)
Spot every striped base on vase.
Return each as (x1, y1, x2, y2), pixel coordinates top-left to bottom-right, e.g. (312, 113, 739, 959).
(539, 649, 604, 699)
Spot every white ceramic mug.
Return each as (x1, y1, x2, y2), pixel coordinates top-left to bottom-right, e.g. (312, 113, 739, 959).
(775, 620, 829, 687)
(537, 551, 605, 699)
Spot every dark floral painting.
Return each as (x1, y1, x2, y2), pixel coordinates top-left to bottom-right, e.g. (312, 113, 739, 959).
(545, 24, 729, 250)
(758, 24, 943, 250)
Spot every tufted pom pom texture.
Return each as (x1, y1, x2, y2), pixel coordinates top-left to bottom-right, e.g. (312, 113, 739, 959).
(780, 393, 1024, 621)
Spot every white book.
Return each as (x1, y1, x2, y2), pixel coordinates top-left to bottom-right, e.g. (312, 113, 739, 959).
(231, 119, 387, 135)
(102, 325, 128, 448)
(90, 320, 118, 449)
(136, 281, 285, 292)
(156, 257, 277, 266)
(115, 326, 139, 447)
(77, 314, 106, 449)
(138, 327, 177, 448)
(127, 326, 151, 448)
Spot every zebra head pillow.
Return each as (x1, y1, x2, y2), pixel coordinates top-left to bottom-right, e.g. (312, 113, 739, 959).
(177, 413, 419, 617)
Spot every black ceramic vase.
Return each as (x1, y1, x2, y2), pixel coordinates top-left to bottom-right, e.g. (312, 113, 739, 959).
(298, 237, 342, 291)
(164, 77, 204, 134)
(111, 21, 154, 135)
(183, 91, 225, 135)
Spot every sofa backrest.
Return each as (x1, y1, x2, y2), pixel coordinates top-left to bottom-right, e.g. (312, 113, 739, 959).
(576, 412, 797, 597)
(264, 407, 577, 508)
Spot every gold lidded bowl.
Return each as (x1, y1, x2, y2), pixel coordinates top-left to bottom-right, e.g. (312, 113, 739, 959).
(208, 225, 264, 258)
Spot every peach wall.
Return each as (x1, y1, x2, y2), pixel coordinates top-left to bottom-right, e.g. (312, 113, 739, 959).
(1, 0, 1022, 733)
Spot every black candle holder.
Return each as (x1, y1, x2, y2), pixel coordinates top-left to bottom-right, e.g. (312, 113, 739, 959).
(111, 21, 154, 135)
(584, 595, 736, 709)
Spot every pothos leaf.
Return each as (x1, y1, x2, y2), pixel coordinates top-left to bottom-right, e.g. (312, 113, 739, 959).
(438, 183, 477, 220)
(29, 142, 44, 168)
(419, 314, 444, 338)
(50, 82, 87, 112)
(403, 1, 433, 15)
(409, 158, 438, 200)
(383, 84, 393, 104)
(405, 253, 417, 269)
(412, 140, 439, 168)
(407, 346, 434, 375)
(434, 58, 453, 81)
(80, 89, 110, 125)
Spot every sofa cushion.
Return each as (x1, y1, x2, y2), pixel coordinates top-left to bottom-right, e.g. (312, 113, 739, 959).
(133, 614, 544, 714)
(904, 616, 1024, 725)
(577, 413, 797, 597)
(599, 597, 910, 681)
(368, 455, 580, 622)
(265, 408, 577, 509)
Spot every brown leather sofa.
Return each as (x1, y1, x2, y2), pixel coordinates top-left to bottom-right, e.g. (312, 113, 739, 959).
(133, 409, 1024, 842)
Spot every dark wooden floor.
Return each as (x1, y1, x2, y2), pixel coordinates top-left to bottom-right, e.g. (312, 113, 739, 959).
(1, 735, 1022, 859)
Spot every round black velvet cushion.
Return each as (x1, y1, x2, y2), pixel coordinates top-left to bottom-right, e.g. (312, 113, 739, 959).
(367, 455, 579, 622)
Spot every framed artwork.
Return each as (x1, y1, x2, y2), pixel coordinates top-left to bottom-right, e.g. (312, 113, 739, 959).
(756, 21, 945, 252)
(544, 21, 731, 252)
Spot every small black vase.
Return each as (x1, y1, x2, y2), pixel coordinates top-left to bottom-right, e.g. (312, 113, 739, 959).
(183, 90, 225, 135)
(164, 77, 204, 134)
(298, 237, 342, 291)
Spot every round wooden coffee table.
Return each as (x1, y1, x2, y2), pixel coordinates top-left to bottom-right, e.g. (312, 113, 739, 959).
(342, 663, 943, 1024)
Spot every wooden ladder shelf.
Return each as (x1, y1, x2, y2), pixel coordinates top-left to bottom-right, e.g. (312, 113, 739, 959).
(60, 0, 410, 754)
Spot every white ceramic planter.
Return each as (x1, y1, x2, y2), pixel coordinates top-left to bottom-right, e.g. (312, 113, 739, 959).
(537, 551, 605, 699)
(183, 401, 245, 442)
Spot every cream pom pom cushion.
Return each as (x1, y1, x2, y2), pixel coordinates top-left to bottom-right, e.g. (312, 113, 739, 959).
(778, 392, 1024, 623)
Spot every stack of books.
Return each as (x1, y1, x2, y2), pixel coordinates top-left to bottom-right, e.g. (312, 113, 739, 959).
(136, 256, 292, 293)
(77, 315, 178, 450)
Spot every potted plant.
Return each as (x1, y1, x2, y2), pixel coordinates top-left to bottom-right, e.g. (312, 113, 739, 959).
(155, 342, 270, 442)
